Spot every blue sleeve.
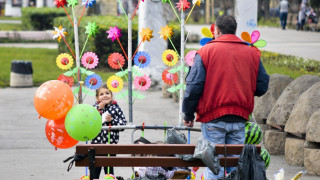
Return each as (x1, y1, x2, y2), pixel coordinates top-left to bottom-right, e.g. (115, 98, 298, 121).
(182, 54, 206, 122)
(255, 60, 269, 96)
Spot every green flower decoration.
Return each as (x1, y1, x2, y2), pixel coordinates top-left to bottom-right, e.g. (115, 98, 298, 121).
(162, 0, 170, 3)
(67, 0, 79, 7)
(85, 22, 99, 37)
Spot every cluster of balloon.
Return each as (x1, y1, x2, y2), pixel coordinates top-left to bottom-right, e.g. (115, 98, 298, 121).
(65, 104, 102, 142)
(34, 80, 74, 120)
(45, 117, 78, 149)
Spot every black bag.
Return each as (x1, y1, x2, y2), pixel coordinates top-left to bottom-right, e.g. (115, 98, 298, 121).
(227, 144, 266, 180)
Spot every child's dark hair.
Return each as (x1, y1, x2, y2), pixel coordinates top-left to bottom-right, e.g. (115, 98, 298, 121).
(96, 84, 113, 97)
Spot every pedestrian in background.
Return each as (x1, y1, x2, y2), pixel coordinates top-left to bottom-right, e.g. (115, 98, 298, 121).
(279, 0, 289, 30)
(297, 0, 308, 31)
(182, 15, 269, 179)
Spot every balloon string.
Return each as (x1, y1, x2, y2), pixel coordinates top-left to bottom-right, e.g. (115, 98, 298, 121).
(117, 0, 128, 20)
(116, 37, 128, 60)
(78, 0, 89, 26)
(131, 0, 142, 20)
(63, 6, 74, 26)
(185, 3, 197, 24)
(62, 35, 76, 59)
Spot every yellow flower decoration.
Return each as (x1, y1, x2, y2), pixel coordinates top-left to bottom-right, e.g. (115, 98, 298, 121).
(56, 53, 74, 70)
(53, 25, 68, 42)
(162, 50, 178, 67)
(140, 27, 154, 42)
(107, 75, 124, 92)
(158, 25, 173, 40)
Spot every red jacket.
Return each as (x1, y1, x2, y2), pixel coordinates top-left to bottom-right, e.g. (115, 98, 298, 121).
(196, 34, 260, 123)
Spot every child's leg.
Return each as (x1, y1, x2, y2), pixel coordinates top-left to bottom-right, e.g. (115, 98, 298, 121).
(92, 167, 102, 179)
(103, 154, 116, 175)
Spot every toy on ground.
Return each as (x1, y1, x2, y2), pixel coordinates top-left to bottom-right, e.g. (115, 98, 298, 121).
(104, 174, 116, 179)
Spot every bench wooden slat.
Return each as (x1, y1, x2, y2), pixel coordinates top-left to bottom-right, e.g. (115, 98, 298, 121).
(76, 144, 261, 155)
(75, 156, 240, 167)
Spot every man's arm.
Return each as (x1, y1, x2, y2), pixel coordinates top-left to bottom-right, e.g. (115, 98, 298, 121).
(255, 60, 269, 96)
(182, 54, 206, 122)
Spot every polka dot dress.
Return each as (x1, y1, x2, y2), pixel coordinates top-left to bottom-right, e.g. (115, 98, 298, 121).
(91, 101, 127, 144)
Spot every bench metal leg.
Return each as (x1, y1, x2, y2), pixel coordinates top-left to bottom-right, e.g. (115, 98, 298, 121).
(89, 149, 96, 180)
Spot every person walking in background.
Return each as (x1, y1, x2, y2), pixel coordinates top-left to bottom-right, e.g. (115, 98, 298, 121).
(279, 0, 289, 30)
(182, 15, 269, 179)
(297, 0, 308, 31)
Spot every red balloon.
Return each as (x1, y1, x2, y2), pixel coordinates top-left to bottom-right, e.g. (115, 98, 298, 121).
(45, 117, 78, 149)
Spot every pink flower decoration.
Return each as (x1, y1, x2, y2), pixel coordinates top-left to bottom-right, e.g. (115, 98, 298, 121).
(81, 52, 99, 69)
(185, 50, 197, 66)
(134, 75, 151, 91)
(106, 26, 122, 42)
(176, 0, 190, 11)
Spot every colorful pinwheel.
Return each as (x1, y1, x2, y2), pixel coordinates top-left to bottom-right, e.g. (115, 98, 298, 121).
(67, 0, 78, 7)
(162, 50, 178, 67)
(57, 74, 74, 87)
(85, 74, 102, 89)
(108, 53, 125, 69)
(81, 52, 99, 69)
(185, 50, 197, 66)
(53, 25, 68, 43)
(54, 0, 67, 8)
(82, 0, 96, 8)
(199, 24, 215, 46)
(241, 30, 267, 56)
(106, 26, 122, 42)
(158, 25, 173, 41)
(140, 27, 154, 42)
(162, 68, 178, 85)
(193, 0, 201, 6)
(85, 22, 99, 37)
(176, 0, 190, 11)
(133, 51, 151, 68)
(107, 75, 124, 92)
(56, 53, 74, 70)
(134, 75, 151, 91)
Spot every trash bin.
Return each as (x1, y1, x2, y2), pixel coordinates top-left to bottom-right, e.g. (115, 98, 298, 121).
(10, 60, 33, 87)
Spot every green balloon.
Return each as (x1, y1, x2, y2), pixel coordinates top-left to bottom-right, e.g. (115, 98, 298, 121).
(65, 104, 102, 141)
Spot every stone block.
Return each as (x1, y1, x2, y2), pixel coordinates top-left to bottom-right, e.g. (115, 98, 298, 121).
(285, 137, 305, 166)
(306, 109, 320, 143)
(304, 148, 320, 175)
(264, 129, 286, 155)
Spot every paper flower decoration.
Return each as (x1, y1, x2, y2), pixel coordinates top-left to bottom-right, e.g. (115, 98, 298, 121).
(162, 50, 178, 67)
(57, 74, 74, 87)
(140, 27, 154, 42)
(106, 26, 122, 42)
(134, 75, 151, 91)
(56, 53, 74, 70)
(159, 25, 173, 40)
(82, 0, 96, 8)
(54, 0, 67, 8)
(133, 51, 151, 68)
(185, 50, 197, 66)
(85, 22, 99, 37)
(67, 0, 78, 7)
(85, 74, 102, 90)
(200, 24, 215, 46)
(81, 52, 99, 69)
(176, 0, 190, 11)
(162, 69, 178, 85)
(193, 0, 201, 6)
(108, 52, 125, 69)
(241, 30, 266, 57)
(53, 25, 68, 42)
(107, 75, 124, 92)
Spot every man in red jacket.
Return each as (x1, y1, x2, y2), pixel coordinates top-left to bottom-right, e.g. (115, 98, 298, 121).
(182, 15, 269, 179)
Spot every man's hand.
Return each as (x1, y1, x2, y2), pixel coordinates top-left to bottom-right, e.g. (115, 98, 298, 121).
(183, 120, 194, 127)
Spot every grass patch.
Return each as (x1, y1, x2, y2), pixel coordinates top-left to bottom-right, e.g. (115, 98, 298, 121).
(258, 17, 280, 27)
(0, 24, 23, 31)
(0, 17, 21, 20)
(0, 47, 114, 88)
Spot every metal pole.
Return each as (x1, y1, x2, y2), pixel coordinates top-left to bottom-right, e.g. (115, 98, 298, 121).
(179, 10, 185, 127)
(128, 13, 133, 125)
(73, 9, 82, 104)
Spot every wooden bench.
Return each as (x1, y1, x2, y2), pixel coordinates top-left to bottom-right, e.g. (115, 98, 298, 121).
(75, 144, 261, 180)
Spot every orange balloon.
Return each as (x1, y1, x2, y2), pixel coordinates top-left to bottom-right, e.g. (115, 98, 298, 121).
(45, 117, 78, 149)
(34, 80, 74, 120)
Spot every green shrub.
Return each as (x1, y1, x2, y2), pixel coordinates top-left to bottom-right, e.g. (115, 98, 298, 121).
(21, 7, 67, 30)
(54, 15, 181, 69)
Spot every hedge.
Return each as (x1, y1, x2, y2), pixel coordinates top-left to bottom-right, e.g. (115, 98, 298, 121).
(22, 7, 67, 30)
(54, 15, 182, 69)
